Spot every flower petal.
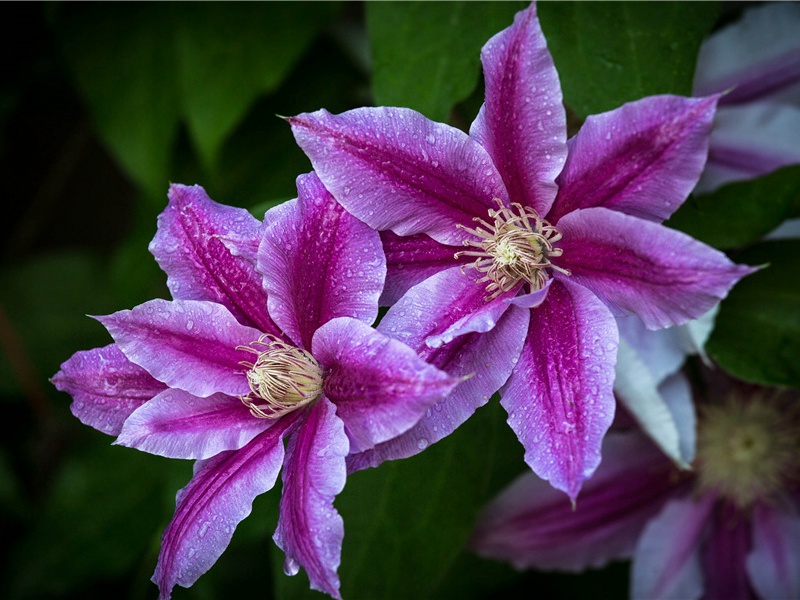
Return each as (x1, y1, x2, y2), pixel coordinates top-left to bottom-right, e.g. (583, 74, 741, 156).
(470, 432, 680, 571)
(469, 2, 566, 215)
(631, 494, 715, 600)
(702, 501, 752, 600)
(500, 279, 617, 501)
(51, 344, 167, 436)
(258, 172, 385, 350)
(380, 230, 463, 306)
(556, 207, 757, 330)
(548, 95, 718, 224)
(313, 317, 459, 453)
(348, 303, 529, 471)
(153, 415, 299, 599)
(693, 2, 800, 104)
(274, 398, 348, 599)
(288, 107, 508, 245)
(116, 389, 271, 460)
(97, 299, 260, 398)
(746, 503, 800, 600)
(697, 102, 800, 193)
(149, 184, 280, 334)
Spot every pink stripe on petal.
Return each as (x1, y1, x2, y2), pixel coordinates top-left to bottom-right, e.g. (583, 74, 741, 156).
(274, 398, 348, 599)
(52, 344, 166, 436)
(259, 172, 384, 350)
(380, 230, 463, 306)
(556, 208, 757, 330)
(289, 107, 508, 245)
(702, 501, 754, 600)
(471, 432, 681, 571)
(313, 317, 459, 453)
(153, 414, 299, 599)
(116, 389, 271, 460)
(98, 299, 260, 398)
(150, 184, 280, 335)
(746, 503, 800, 600)
(548, 95, 718, 224)
(470, 2, 566, 216)
(349, 304, 528, 471)
(501, 279, 617, 501)
(632, 494, 716, 600)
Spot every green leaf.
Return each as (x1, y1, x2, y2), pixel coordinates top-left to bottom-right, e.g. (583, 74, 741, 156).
(273, 400, 525, 600)
(176, 3, 337, 170)
(367, 1, 527, 123)
(667, 166, 800, 249)
(708, 240, 800, 387)
(59, 4, 181, 199)
(539, 1, 719, 117)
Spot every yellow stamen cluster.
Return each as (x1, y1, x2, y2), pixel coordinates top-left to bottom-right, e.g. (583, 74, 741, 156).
(237, 334, 324, 419)
(695, 392, 800, 508)
(455, 198, 570, 299)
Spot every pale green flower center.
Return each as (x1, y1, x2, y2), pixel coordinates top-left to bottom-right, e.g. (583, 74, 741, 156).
(455, 199, 569, 300)
(237, 334, 324, 419)
(696, 393, 800, 508)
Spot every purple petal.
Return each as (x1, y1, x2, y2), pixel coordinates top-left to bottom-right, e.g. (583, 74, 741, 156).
(258, 172, 385, 350)
(500, 279, 617, 501)
(116, 389, 271, 460)
(52, 344, 167, 436)
(274, 398, 348, 599)
(288, 107, 508, 245)
(697, 103, 800, 193)
(746, 503, 800, 599)
(693, 3, 800, 105)
(348, 304, 529, 471)
(631, 494, 716, 600)
(313, 317, 459, 453)
(506, 278, 551, 308)
(469, 2, 566, 216)
(380, 230, 463, 306)
(702, 501, 753, 600)
(97, 299, 260, 398)
(556, 207, 757, 329)
(150, 184, 280, 335)
(548, 95, 718, 224)
(470, 432, 681, 571)
(153, 414, 300, 599)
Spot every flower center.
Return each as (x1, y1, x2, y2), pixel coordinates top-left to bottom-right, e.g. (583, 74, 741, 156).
(455, 199, 569, 299)
(236, 334, 324, 419)
(695, 393, 800, 508)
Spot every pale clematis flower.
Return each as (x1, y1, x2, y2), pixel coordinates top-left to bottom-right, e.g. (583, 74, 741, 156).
(287, 2, 754, 500)
(52, 174, 460, 599)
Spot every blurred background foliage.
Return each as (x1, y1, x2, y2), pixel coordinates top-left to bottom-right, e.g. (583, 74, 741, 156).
(1, 2, 797, 599)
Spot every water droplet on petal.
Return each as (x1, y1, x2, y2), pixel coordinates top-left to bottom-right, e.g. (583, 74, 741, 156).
(283, 557, 300, 577)
(417, 438, 429, 450)
(186, 320, 194, 331)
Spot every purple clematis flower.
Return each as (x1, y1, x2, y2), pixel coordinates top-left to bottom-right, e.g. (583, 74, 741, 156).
(470, 378, 800, 600)
(287, 2, 754, 500)
(52, 174, 460, 599)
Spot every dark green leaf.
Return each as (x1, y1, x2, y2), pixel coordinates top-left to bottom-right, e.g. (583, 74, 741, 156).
(667, 166, 800, 250)
(540, 1, 719, 118)
(367, 1, 527, 123)
(708, 240, 800, 387)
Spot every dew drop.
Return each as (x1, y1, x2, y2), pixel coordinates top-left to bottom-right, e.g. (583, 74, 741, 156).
(186, 320, 194, 331)
(417, 438, 429, 450)
(283, 557, 300, 577)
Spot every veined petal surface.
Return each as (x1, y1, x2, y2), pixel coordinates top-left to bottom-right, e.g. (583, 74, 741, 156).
(313, 317, 459, 453)
(289, 107, 508, 245)
(150, 184, 279, 334)
(556, 208, 756, 330)
(702, 502, 752, 600)
(153, 415, 299, 599)
(470, 1, 566, 216)
(471, 432, 681, 571)
(259, 172, 384, 350)
(746, 503, 800, 600)
(548, 95, 717, 223)
(116, 389, 271, 460)
(98, 299, 259, 398)
(500, 279, 617, 501)
(274, 398, 348, 599)
(52, 343, 166, 436)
